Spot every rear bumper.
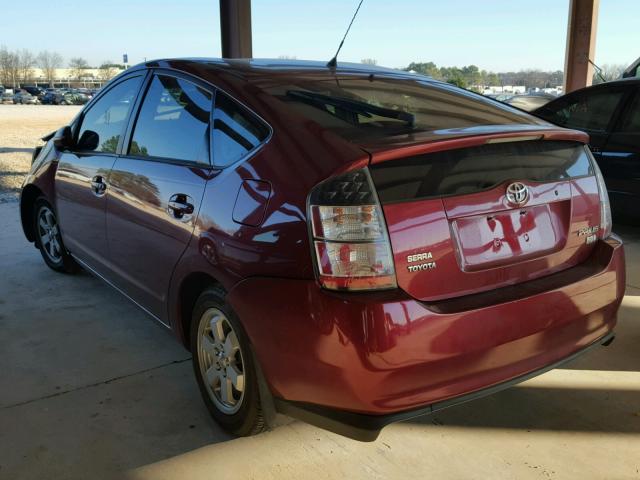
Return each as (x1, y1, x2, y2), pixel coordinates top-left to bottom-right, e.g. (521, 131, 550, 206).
(273, 331, 615, 441)
(227, 236, 625, 438)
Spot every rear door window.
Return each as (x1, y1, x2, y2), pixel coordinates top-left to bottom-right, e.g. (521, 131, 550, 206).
(542, 88, 624, 132)
(212, 91, 270, 167)
(129, 74, 212, 164)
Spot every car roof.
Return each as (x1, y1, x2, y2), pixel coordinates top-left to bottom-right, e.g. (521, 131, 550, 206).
(568, 77, 640, 93)
(128, 57, 435, 83)
(594, 77, 640, 86)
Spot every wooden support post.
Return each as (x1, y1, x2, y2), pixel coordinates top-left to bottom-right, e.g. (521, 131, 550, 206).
(220, 0, 252, 58)
(564, 0, 600, 93)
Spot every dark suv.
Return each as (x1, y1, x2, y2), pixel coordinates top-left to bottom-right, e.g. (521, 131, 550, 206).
(21, 59, 625, 441)
(22, 86, 45, 98)
(534, 78, 640, 223)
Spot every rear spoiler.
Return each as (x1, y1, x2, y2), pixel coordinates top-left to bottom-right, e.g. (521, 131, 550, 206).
(366, 127, 590, 165)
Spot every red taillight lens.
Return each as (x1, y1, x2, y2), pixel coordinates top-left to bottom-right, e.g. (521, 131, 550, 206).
(309, 169, 397, 291)
(587, 147, 612, 238)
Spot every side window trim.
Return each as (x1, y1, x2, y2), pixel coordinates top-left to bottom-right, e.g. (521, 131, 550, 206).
(118, 69, 153, 156)
(71, 73, 145, 156)
(121, 68, 216, 168)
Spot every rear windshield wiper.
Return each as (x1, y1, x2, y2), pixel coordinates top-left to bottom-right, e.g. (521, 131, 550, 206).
(286, 90, 415, 127)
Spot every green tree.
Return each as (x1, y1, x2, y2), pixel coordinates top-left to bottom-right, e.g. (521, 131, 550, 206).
(405, 61, 441, 79)
(461, 65, 480, 86)
(446, 72, 467, 88)
(487, 73, 500, 86)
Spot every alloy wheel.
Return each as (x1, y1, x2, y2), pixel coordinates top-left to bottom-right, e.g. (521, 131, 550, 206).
(37, 205, 63, 264)
(197, 308, 246, 414)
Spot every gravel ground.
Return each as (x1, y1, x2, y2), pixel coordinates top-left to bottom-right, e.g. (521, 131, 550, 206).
(0, 104, 81, 203)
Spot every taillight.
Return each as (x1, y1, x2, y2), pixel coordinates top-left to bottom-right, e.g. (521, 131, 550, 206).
(587, 147, 612, 238)
(308, 168, 397, 291)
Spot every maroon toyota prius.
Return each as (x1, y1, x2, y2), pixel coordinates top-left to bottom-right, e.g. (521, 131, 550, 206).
(20, 59, 625, 441)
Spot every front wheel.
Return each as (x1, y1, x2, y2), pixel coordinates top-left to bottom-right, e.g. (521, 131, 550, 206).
(33, 198, 78, 273)
(191, 287, 265, 436)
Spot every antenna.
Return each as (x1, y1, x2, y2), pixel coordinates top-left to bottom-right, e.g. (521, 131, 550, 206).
(586, 57, 607, 83)
(327, 0, 365, 69)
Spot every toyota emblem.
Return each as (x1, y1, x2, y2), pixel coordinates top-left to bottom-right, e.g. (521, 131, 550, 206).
(506, 182, 529, 206)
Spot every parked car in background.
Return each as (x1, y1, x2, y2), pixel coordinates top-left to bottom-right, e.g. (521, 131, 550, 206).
(534, 78, 640, 223)
(487, 93, 514, 102)
(502, 93, 555, 112)
(1, 92, 14, 104)
(40, 91, 89, 105)
(13, 91, 38, 104)
(62, 91, 90, 105)
(76, 88, 95, 99)
(22, 86, 45, 98)
(41, 91, 63, 105)
(20, 59, 624, 441)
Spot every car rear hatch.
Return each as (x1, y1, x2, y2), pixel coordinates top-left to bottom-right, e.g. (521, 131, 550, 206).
(365, 129, 602, 301)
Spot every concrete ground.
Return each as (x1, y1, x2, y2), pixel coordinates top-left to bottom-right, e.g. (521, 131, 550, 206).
(0, 203, 639, 479)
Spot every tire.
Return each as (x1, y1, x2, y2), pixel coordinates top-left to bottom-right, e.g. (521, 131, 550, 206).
(33, 197, 78, 273)
(190, 286, 265, 436)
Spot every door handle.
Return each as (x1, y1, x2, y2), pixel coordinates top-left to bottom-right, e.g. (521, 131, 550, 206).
(167, 194, 194, 221)
(90, 175, 107, 196)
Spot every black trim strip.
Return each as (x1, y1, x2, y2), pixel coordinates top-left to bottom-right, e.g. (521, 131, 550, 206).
(274, 330, 615, 442)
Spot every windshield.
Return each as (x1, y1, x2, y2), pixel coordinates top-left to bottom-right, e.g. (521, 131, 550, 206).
(264, 75, 533, 142)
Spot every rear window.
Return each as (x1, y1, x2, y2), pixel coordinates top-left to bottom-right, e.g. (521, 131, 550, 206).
(369, 141, 593, 204)
(264, 76, 534, 142)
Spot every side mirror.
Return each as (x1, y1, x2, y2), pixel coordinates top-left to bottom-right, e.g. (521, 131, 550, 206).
(32, 146, 43, 164)
(77, 130, 100, 151)
(52, 126, 73, 150)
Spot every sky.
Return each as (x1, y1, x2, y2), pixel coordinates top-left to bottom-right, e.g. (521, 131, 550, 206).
(1, 0, 638, 72)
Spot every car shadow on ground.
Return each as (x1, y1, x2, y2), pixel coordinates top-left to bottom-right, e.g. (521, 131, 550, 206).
(0, 147, 33, 154)
(406, 383, 640, 433)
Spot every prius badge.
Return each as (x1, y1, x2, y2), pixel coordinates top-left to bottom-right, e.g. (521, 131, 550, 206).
(506, 182, 529, 207)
